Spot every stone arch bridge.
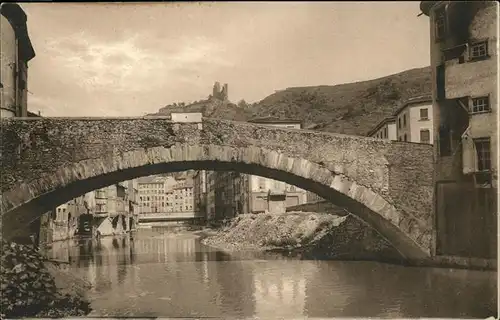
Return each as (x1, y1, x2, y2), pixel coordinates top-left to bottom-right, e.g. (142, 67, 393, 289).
(0, 117, 434, 259)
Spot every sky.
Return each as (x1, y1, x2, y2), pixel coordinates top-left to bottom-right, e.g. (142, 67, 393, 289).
(21, 2, 430, 117)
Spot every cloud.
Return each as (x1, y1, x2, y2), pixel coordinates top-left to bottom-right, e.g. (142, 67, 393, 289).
(45, 33, 233, 94)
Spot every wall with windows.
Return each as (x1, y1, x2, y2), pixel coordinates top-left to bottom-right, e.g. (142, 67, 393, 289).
(429, 1, 497, 185)
(422, 1, 497, 259)
(137, 176, 194, 215)
(396, 108, 410, 142)
(138, 177, 168, 214)
(409, 102, 433, 144)
(369, 121, 397, 141)
(393, 99, 433, 144)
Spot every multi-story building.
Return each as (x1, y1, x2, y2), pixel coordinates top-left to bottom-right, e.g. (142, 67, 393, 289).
(420, 1, 497, 259)
(137, 174, 195, 216)
(205, 117, 308, 220)
(393, 95, 433, 143)
(0, 3, 35, 118)
(172, 178, 195, 214)
(137, 176, 169, 214)
(126, 179, 139, 230)
(367, 117, 398, 141)
(193, 170, 208, 219)
(206, 171, 217, 220)
(214, 171, 237, 220)
(91, 182, 130, 236)
(245, 117, 308, 214)
(367, 96, 433, 144)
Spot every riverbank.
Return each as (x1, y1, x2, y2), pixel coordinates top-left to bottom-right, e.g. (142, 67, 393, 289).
(200, 212, 404, 263)
(199, 212, 497, 271)
(0, 240, 92, 318)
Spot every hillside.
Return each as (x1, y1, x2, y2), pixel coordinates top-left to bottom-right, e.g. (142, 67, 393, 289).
(251, 66, 432, 135)
(150, 66, 431, 136)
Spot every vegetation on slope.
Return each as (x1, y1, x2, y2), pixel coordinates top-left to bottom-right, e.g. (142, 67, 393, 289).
(251, 66, 432, 135)
(0, 240, 92, 318)
(150, 66, 431, 136)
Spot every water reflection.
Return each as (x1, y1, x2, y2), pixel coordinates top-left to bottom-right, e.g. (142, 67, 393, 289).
(47, 227, 497, 318)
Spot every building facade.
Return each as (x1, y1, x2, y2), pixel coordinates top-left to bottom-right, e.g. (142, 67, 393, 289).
(172, 178, 195, 214)
(245, 118, 308, 214)
(206, 171, 217, 220)
(394, 96, 434, 143)
(193, 170, 208, 218)
(138, 176, 170, 214)
(127, 179, 139, 230)
(137, 175, 195, 217)
(420, 1, 497, 259)
(0, 3, 35, 118)
(88, 182, 131, 237)
(203, 118, 309, 220)
(367, 117, 398, 141)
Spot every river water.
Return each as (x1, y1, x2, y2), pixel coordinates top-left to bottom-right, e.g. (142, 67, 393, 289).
(47, 226, 497, 318)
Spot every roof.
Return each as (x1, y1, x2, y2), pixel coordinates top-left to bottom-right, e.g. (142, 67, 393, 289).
(173, 178, 194, 189)
(248, 117, 303, 124)
(419, 1, 439, 16)
(1, 3, 36, 62)
(366, 116, 396, 137)
(393, 95, 433, 116)
(137, 175, 165, 184)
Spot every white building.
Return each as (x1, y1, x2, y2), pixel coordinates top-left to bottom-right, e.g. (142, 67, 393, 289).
(394, 95, 433, 144)
(367, 117, 398, 141)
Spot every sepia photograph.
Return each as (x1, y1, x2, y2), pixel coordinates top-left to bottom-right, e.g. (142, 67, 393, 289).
(0, 1, 498, 319)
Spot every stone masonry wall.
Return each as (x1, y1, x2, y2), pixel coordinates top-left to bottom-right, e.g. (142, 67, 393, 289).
(0, 117, 434, 258)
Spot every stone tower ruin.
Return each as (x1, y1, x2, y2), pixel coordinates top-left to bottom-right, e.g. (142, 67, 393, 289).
(211, 82, 228, 101)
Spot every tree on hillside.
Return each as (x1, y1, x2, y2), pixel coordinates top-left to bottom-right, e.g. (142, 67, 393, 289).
(237, 99, 249, 108)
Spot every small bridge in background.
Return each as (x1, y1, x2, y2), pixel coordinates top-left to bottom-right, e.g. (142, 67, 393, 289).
(138, 213, 204, 223)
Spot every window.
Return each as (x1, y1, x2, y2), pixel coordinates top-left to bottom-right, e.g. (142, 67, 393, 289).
(436, 64, 445, 101)
(420, 130, 431, 144)
(474, 138, 491, 171)
(420, 108, 429, 120)
(398, 118, 401, 129)
(384, 128, 388, 139)
(435, 6, 446, 40)
(470, 40, 488, 60)
(471, 96, 490, 113)
(403, 114, 407, 127)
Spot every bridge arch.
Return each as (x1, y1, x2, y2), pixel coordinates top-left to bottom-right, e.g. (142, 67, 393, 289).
(1, 143, 431, 259)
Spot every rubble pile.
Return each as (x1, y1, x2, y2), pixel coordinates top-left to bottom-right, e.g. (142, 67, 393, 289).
(203, 212, 402, 262)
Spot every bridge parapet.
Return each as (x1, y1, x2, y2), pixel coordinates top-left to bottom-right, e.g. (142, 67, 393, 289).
(0, 117, 434, 259)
